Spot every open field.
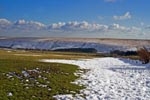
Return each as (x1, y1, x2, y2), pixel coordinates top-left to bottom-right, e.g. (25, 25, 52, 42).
(0, 49, 99, 100)
(0, 48, 147, 100)
(1, 0, 150, 99)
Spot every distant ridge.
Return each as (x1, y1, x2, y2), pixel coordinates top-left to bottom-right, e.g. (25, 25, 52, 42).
(0, 37, 150, 52)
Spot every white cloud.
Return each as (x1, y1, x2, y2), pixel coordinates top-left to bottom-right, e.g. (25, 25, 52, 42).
(0, 19, 11, 25)
(48, 21, 109, 32)
(15, 20, 26, 25)
(14, 20, 45, 30)
(113, 12, 131, 20)
(50, 22, 65, 29)
(0, 19, 12, 30)
(0, 18, 144, 38)
(107, 23, 142, 35)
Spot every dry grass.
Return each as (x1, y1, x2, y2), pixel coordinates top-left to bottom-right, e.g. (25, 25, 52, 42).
(137, 47, 150, 64)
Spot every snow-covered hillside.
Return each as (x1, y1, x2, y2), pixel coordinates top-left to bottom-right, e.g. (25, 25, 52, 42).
(0, 37, 150, 52)
(0, 37, 143, 53)
(41, 57, 150, 100)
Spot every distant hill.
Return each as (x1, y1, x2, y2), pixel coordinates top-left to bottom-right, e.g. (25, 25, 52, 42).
(0, 37, 150, 53)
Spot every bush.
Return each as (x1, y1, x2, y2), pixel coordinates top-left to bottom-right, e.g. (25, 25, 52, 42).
(137, 47, 150, 64)
(110, 50, 137, 56)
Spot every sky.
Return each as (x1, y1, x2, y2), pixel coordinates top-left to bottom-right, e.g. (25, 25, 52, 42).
(0, 0, 150, 39)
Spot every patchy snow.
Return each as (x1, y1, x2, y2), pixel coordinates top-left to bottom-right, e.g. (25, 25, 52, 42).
(22, 71, 29, 77)
(41, 57, 150, 100)
(53, 95, 73, 100)
(7, 92, 13, 96)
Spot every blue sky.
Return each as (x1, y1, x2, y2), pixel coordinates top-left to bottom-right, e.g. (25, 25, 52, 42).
(0, 0, 150, 39)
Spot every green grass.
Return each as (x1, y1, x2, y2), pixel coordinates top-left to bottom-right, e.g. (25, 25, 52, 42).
(0, 49, 87, 100)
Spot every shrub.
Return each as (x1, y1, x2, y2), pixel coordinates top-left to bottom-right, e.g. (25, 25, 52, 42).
(137, 47, 150, 64)
(110, 50, 137, 56)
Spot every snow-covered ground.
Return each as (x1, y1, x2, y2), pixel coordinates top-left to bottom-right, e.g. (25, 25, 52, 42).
(41, 57, 150, 100)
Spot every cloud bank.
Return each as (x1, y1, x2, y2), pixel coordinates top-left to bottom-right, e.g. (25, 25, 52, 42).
(0, 18, 147, 39)
(0, 18, 138, 32)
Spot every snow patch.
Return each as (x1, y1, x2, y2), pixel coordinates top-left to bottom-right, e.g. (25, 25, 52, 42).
(41, 57, 150, 100)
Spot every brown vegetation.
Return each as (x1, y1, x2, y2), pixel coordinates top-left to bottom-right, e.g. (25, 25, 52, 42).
(137, 47, 150, 64)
